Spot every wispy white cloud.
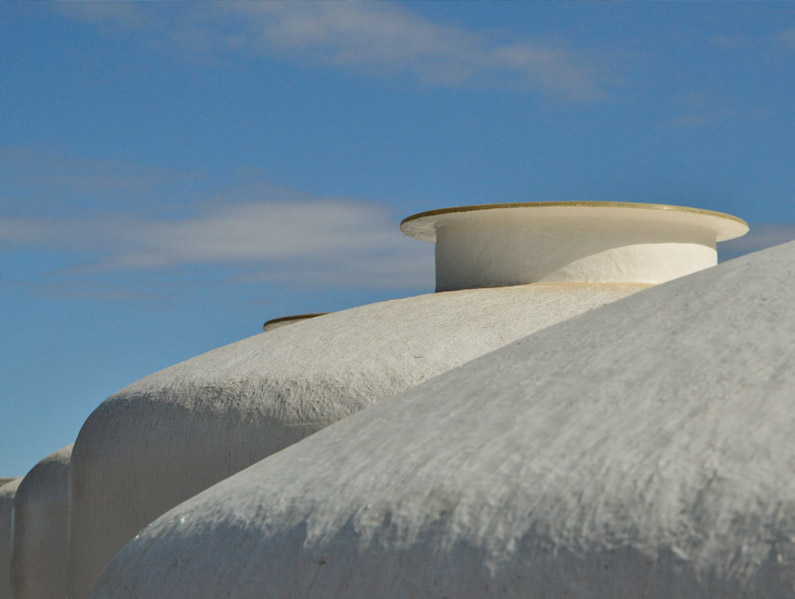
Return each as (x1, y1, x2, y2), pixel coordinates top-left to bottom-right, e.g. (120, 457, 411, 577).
(0, 146, 203, 215)
(709, 34, 751, 49)
(55, 1, 608, 100)
(774, 27, 795, 49)
(664, 89, 741, 129)
(12, 279, 169, 303)
(668, 109, 735, 128)
(0, 198, 433, 290)
(55, 1, 150, 28)
(708, 27, 795, 51)
(0, 146, 433, 295)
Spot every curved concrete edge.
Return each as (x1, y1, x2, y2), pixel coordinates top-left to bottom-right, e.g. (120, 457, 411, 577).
(12, 444, 73, 599)
(400, 202, 749, 242)
(402, 202, 749, 290)
(93, 240, 795, 599)
(70, 282, 648, 599)
(1, 477, 24, 599)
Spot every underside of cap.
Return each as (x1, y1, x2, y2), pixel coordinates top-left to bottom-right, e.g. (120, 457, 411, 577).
(400, 202, 749, 243)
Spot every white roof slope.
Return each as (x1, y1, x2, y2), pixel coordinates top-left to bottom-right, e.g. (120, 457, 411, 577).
(93, 240, 795, 599)
(71, 282, 645, 599)
(12, 444, 73, 599)
(0, 477, 23, 599)
(70, 201, 745, 598)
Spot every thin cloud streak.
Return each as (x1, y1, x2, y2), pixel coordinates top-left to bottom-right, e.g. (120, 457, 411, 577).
(774, 27, 795, 49)
(0, 199, 434, 291)
(668, 109, 735, 128)
(0, 146, 433, 296)
(709, 34, 751, 49)
(56, 1, 608, 100)
(118, 201, 400, 268)
(54, 1, 149, 28)
(0, 146, 204, 215)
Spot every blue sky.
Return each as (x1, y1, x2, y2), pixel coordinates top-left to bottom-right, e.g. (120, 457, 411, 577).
(2, 2, 795, 476)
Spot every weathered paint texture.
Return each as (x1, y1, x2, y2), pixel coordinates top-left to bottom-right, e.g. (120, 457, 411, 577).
(94, 240, 795, 599)
(69, 282, 646, 599)
(0, 477, 23, 599)
(11, 444, 73, 599)
(401, 203, 747, 291)
(72, 202, 747, 598)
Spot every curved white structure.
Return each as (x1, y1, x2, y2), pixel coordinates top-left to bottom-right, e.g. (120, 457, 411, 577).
(1, 477, 23, 599)
(11, 444, 73, 599)
(71, 284, 645, 598)
(94, 239, 795, 599)
(71, 202, 745, 599)
(401, 202, 747, 291)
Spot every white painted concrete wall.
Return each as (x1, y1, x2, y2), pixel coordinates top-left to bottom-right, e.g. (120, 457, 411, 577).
(93, 240, 795, 599)
(400, 203, 748, 291)
(69, 282, 646, 599)
(72, 202, 747, 598)
(0, 477, 23, 599)
(11, 444, 73, 599)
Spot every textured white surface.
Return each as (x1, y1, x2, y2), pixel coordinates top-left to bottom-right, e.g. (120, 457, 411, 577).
(401, 203, 748, 291)
(11, 444, 73, 599)
(69, 282, 646, 599)
(0, 477, 23, 599)
(95, 241, 795, 599)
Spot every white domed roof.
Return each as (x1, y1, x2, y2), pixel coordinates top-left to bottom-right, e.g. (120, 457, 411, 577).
(71, 282, 645, 598)
(12, 444, 72, 599)
(0, 477, 23, 599)
(93, 240, 795, 599)
(402, 202, 748, 290)
(71, 201, 746, 598)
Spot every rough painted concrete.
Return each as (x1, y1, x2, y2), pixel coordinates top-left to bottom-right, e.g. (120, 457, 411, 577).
(0, 477, 23, 599)
(94, 240, 795, 599)
(69, 282, 647, 599)
(73, 202, 747, 598)
(11, 444, 73, 599)
(401, 203, 747, 291)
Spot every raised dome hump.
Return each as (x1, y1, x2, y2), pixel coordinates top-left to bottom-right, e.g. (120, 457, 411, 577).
(94, 240, 795, 599)
(263, 313, 329, 332)
(11, 444, 73, 599)
(401, 202, 748, 291)
(72, 201, 747, 598)
(70, 280, 647, 599)
(1, 477, 24, 599)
